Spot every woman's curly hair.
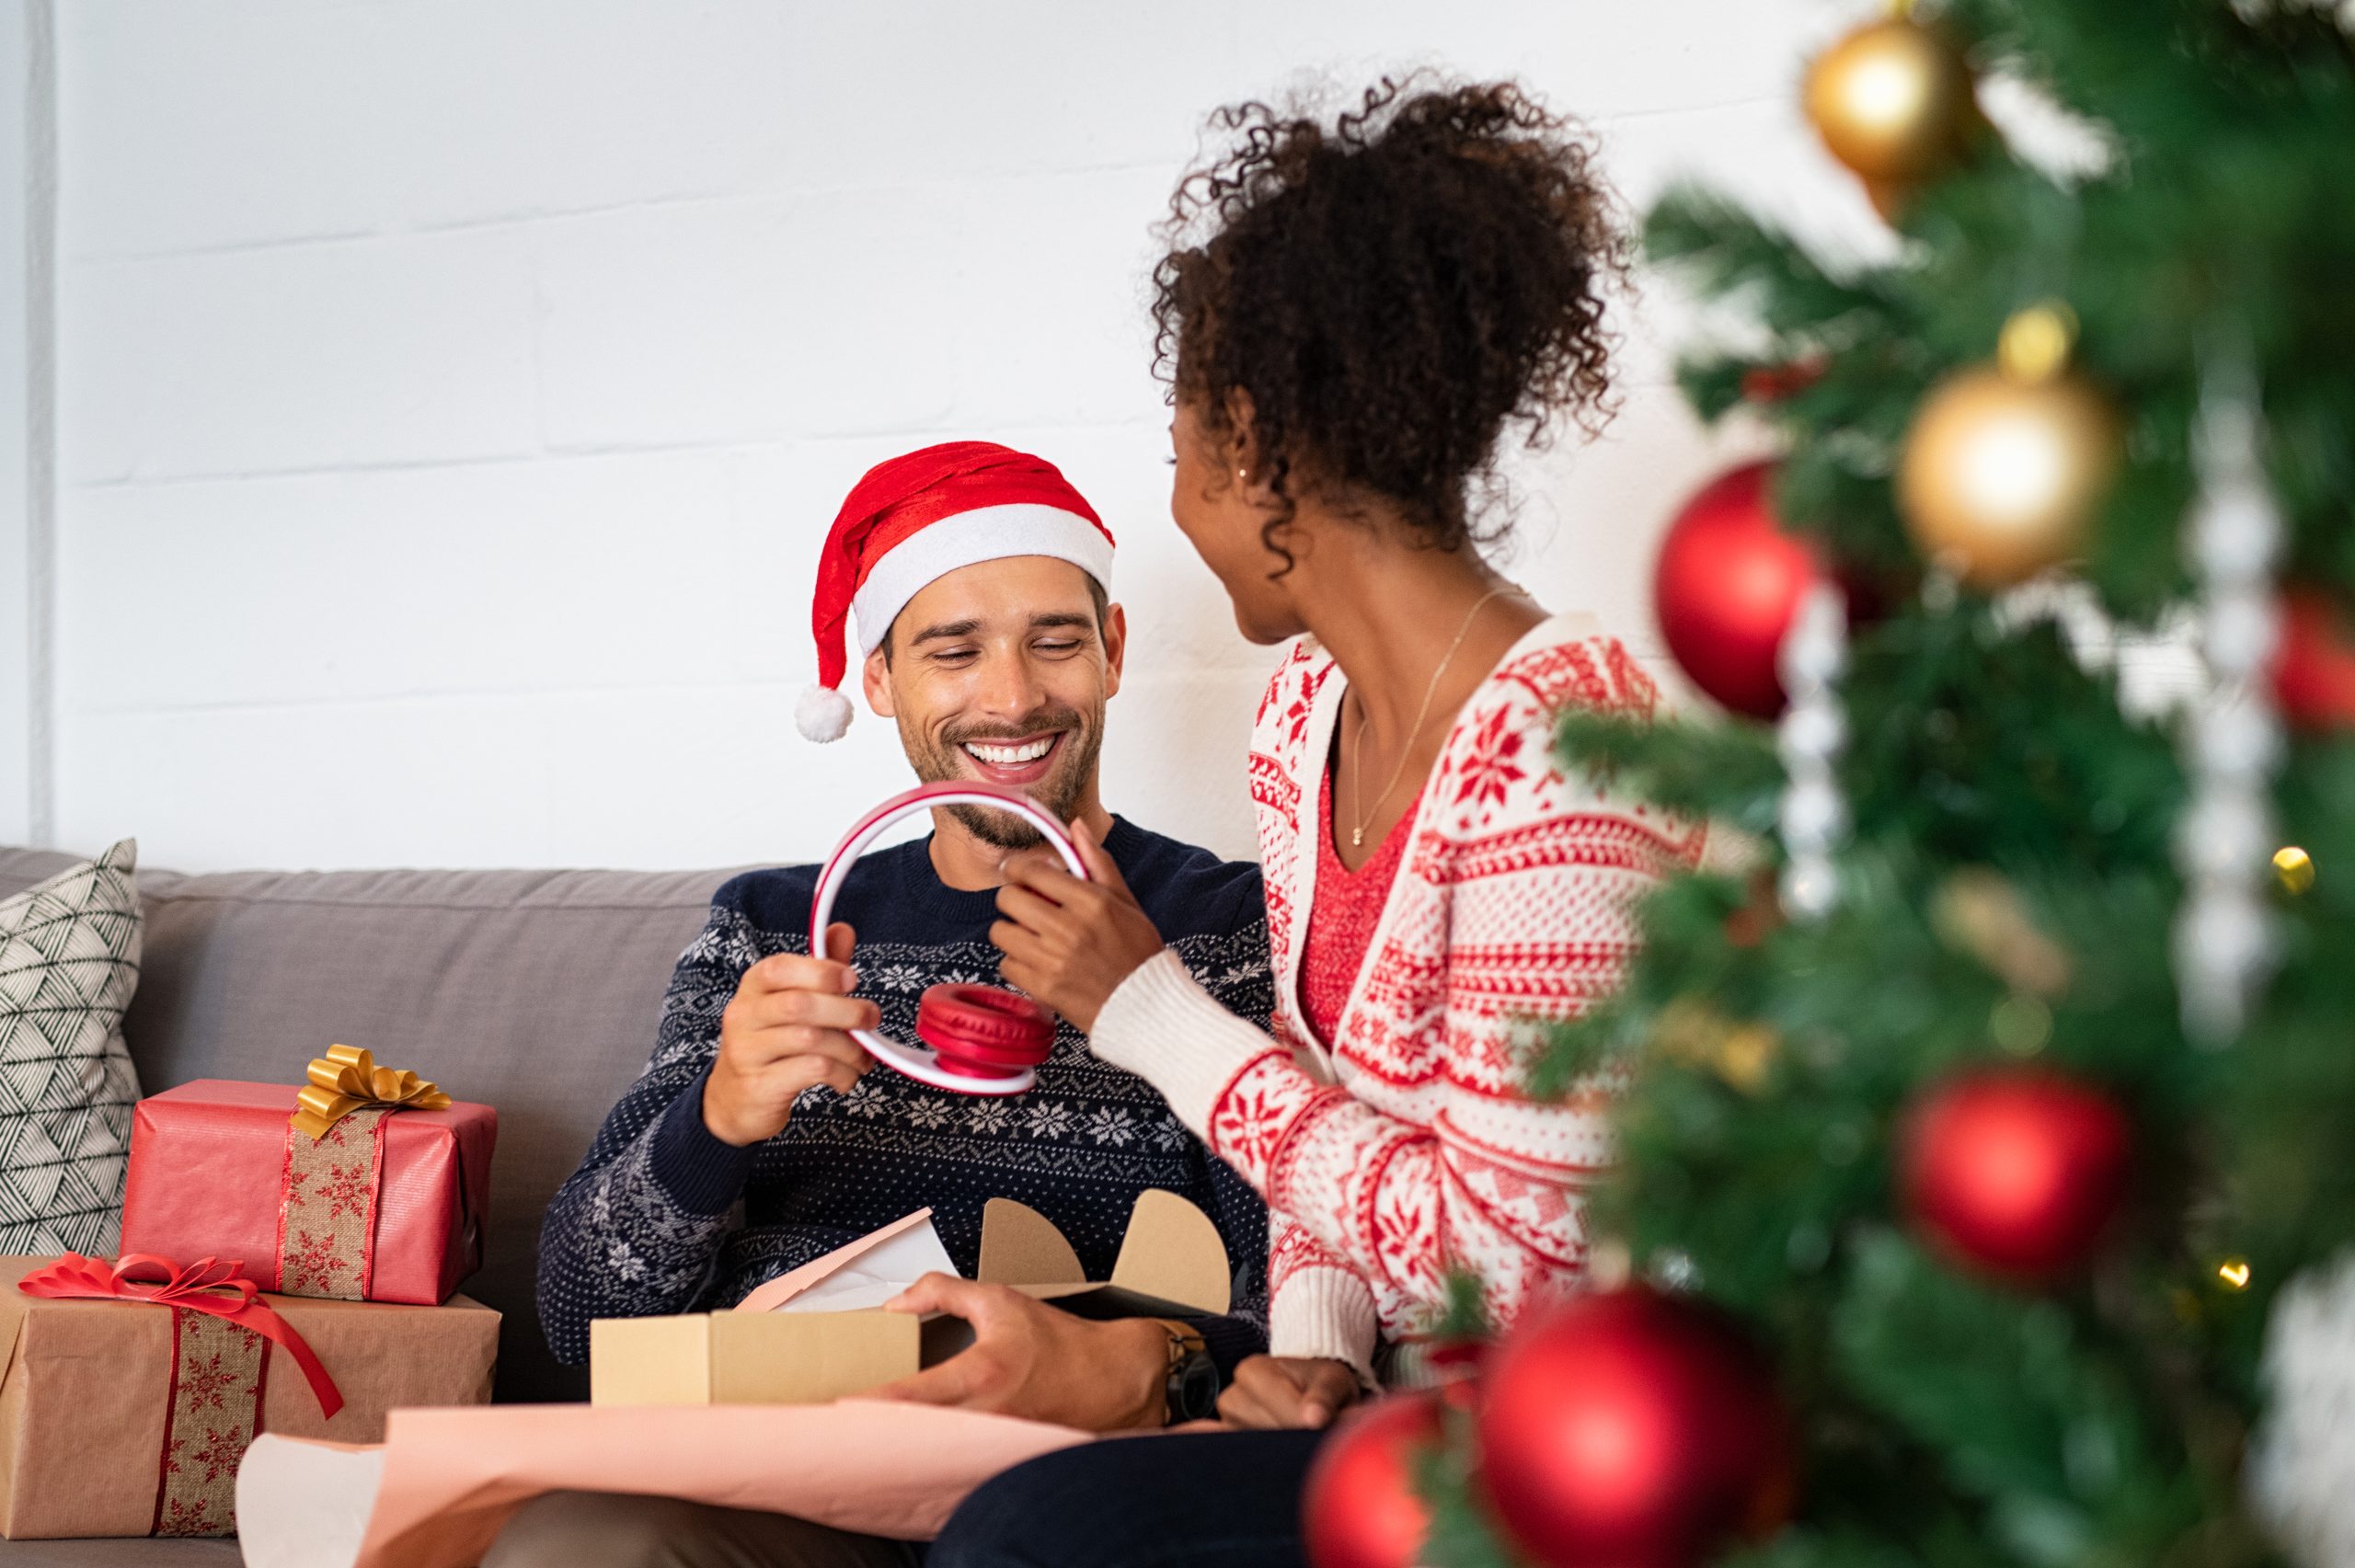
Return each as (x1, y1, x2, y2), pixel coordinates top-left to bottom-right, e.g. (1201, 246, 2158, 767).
(1153, 76, 1627, 564)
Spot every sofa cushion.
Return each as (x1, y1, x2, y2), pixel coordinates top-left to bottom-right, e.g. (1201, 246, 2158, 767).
(0, 841, 144, 1257)
(0, 848, 731, 1404)
(0, 1539, 241, 1566)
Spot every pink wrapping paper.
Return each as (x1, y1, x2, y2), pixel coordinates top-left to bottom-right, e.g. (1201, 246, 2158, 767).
(338, 1402, 1093, 1567)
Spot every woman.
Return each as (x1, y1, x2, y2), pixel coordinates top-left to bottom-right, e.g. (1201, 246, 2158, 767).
(939, 78, 1704, 1566)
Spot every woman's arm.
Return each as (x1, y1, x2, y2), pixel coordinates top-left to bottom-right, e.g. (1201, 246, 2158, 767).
(1088, 887, 1618, 1332)
(1267, 1213, 1381, 1383)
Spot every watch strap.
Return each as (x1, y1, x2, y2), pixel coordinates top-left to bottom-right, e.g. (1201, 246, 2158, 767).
(1155, 1320, 1216, 1425)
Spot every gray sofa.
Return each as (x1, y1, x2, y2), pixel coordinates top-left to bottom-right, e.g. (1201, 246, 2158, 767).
(0, 844, 737, 1566)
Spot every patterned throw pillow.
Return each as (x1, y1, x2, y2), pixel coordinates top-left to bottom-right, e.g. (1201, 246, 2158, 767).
(0, 839, 143, 1254)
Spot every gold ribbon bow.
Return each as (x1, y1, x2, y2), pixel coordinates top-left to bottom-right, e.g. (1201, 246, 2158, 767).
(289, 1043, 453, 1141)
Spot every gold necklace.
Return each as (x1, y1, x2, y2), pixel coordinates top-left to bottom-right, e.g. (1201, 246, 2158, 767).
(1349, 586, 1518, 849)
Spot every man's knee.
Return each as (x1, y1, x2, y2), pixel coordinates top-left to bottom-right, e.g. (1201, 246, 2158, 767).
(484, 1492, 702, 1568)
(934, 1431, 1322, 1568)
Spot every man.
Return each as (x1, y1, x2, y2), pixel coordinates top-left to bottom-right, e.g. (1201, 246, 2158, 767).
(502, 443, 1270, 1568)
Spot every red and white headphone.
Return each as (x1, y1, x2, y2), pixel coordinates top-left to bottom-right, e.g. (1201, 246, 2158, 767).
(809, 781, 1090, 1096)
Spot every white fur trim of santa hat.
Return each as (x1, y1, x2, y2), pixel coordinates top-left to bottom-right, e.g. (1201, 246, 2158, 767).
(848, 504, 1116, 658)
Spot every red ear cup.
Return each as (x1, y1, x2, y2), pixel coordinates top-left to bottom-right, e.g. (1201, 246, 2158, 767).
(915, 985, 1057, 1080)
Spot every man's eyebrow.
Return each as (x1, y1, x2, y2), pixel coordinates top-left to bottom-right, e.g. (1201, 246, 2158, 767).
(908, 612, 1096, 645)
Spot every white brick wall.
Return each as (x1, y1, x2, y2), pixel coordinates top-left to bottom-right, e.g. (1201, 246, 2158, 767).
(2, 1, 51, 849)
(32, 0, 1886, 872)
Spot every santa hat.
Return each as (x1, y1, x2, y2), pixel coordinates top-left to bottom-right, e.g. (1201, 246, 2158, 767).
(797, 441, 1115, 742)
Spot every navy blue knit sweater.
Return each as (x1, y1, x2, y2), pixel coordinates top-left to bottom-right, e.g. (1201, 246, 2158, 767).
(537, 817, 1273, 1377)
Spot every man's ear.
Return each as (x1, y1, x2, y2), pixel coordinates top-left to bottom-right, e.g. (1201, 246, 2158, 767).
(861, 645, 896, 718)
(1101, 601, 1128, 702)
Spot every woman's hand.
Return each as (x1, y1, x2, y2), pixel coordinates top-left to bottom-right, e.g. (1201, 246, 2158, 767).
(1216, 1356, 1363, 1430)
(992, 819, 1166, 1034)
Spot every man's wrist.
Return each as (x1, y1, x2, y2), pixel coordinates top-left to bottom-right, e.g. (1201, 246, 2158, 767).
(699, 1068, 773, 1148)
(1112, 1317, 1174, 1429)
(1150, 1319, 1217, 1426)
(651, 1070, 758, 1217)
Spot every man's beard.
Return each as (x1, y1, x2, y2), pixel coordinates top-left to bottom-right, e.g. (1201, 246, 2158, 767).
(906, 704, 1104, 850)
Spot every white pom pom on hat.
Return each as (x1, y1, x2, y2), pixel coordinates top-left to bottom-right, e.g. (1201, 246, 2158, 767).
(798, 441, 1115, 743)
(796, 683, 856, 744)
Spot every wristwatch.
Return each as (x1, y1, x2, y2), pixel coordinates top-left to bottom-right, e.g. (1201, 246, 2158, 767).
(1156, 1321, 1219, 1425)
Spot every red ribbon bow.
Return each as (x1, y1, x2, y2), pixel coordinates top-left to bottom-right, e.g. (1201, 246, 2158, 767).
(19, 1253, 346, 1419)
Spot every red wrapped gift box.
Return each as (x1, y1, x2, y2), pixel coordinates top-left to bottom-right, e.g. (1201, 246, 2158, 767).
(121, 1078, 495, 1306)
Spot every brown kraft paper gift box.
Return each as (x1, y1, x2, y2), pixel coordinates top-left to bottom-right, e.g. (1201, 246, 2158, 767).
(0, 1257, 500, 1539)
(592, 1189, 1232, 1407)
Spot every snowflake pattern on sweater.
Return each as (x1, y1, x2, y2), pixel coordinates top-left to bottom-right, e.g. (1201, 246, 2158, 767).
(537, 817, 1274, 1372)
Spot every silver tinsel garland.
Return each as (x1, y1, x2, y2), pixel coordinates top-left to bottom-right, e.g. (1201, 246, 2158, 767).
(2172, 365, 2283, 1046)
(1776, 581, 1850, 921)
(2250, 1253, 2355, 1566)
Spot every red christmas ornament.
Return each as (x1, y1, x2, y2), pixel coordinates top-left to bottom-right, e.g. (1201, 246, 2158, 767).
(1739, 357, 1828, 404)
(1301, 1392, 1444, 1568)
(1476, 1288, 1795, 1568)
(1653, 462, 1822, 719)
(2270, 589, 2355, 733)
(1899, 1067, 2133, 1282)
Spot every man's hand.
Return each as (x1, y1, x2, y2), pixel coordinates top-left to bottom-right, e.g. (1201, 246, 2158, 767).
(871, 1273, 1170, 1432)
(991, 819, 1166, 1034)
(1216, 1356, 1362, 1430)
(701, 922, 878, 1147)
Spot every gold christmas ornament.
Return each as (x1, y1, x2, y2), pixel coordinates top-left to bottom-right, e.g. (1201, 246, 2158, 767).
(1716, 1025, 1781, 1095)
(1898, 303, 2120, 589)
(1861, 176, 1914, 223)
(1932, 867, 2074, 997)
(2274, 844, 2315, 896)
(1803, 7, 1980, 188)
(1998, 304, 2074, 382)
(1650, 1001, 1779, 1094)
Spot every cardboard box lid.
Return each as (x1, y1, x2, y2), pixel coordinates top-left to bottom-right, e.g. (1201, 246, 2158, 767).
(978, 1190, 1231, 1317)
(734, 1189, 1233, 1320)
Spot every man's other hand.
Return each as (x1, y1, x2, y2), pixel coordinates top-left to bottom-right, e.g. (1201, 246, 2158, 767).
(1216, 1355, 1361, 1430)
(701, 922, 878, 1147)
(871, 1273, 1169, 1432)
(992, 818, 1166, 1034)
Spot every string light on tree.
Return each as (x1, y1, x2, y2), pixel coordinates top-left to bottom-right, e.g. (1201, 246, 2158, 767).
(2174, 361, 2284, 1045)
(1899, 303, 2120, 589)
(2274, 846, 2315, 896)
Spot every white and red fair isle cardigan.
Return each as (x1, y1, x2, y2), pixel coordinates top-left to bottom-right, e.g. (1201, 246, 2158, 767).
(1090, 614, 1707, 1385)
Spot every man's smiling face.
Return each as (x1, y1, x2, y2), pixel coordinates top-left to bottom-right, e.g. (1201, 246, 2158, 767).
(862, 555, 1123, 849)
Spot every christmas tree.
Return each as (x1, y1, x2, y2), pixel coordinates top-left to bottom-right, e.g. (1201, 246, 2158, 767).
(1384, 3, 2355, 1565)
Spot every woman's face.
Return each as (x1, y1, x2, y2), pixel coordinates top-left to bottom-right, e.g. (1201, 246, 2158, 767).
(1168, 399, 1304, 646)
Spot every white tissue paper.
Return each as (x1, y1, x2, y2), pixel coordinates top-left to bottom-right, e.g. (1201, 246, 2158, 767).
(767, 1217, 959, 1313)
